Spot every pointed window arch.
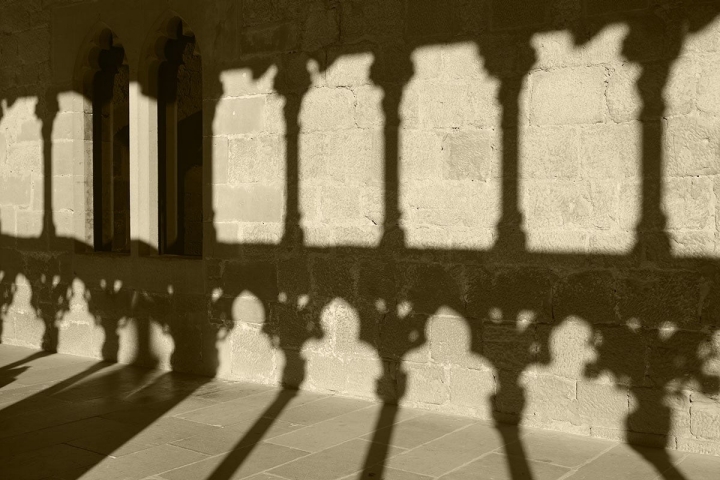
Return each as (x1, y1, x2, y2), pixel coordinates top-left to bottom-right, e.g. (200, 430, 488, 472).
(82, 28, 130, 253)
(155, 17, 203, 256)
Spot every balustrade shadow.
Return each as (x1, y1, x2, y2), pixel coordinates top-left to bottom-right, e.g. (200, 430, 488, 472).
(1, 1, 720, 480)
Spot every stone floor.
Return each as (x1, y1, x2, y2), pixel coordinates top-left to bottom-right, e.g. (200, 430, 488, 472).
(0, 345, 718, 480)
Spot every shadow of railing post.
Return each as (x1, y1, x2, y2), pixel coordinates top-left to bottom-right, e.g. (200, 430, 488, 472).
(278, 56, 311, 248)
(205, 350, 306, 480)
(36, 88, 61, 352)
(372, 49, 413, 249)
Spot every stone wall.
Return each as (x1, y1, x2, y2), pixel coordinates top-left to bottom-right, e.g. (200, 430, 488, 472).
(1, 0, 720, 456)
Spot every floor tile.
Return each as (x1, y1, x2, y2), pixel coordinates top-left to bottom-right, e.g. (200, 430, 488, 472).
(361, 412, 474, 449)
(386, 422, 509, 477)
(268, 439, 405, 480)
(266, 404, 424, 453)
(100, 395, 219, 425)
(191, 382, 275, 403)
(176, 391, 283, 426)
(513, 430, 614, 468)
(69, 416, 220, 456)
(0, 443, 105, 480)
(671, 452, 720, 480)
(566, 444, 686, 480)
(271, 395, 372, 425)
(243, 475, 293, 480)
(0, 416, 129, 460)
(439, 452, 570, 480)
(345, 466, 434, 480)
(172, 415, 305, 455)
(77, 444, 208, 480)
(0, 382, 51, 404)
(0, 346, 718, 480)
(161, 442, 309, 480)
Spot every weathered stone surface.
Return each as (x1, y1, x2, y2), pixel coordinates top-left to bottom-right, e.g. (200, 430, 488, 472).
(578, 381, 629, 429)
(692, 400, 720, 441)
(553, 270, 618, 325)
(530, 67, 606, 126)
(618, 271, 701, 330)
(1, 0, 719, 456)
(213, 97, 265, 135)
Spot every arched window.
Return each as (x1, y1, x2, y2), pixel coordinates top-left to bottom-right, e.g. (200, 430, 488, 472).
(89, 30, 130, 253)
(157, 19, 203, 256)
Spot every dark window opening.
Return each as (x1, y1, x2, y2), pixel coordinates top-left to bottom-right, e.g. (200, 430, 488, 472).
(158, 26, 203, 257)
(92, 38, 130, 253)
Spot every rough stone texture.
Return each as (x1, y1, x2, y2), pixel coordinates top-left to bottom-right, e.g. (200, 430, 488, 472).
(0, 0, 719, 458)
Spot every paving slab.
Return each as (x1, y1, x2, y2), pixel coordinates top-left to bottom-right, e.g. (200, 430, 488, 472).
(439, 452, 570, 480)
(0, 345, 717, 480)
(566, 444, 687, 480)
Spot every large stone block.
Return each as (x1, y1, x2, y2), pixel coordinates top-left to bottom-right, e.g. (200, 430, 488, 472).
(538, 318, 596, 380)
(304, 352, 347, 393)
(333, 299, 378, 359)
(213, 97, 265, 135)
(698, 55, 720, 115)
(302, 8, 339, 52)
(521, 125, 579, 179)
(354, 85, 384, 128)
(15, 210, 43, 237)
(344, 355, 386, 398)
(483, 323, 540, 372)
(553, 270, 618, 325)
(219, 60, 278, 98)
(628, 387, 690, 437)
(312, 256, 356, 301)
(319, 185, 363, 222)
(677, 436, 720, 456)
(269, 301, 325, 352)
(0, 175, 31, 206)
(530, 67, 606, 126)
(51, 112, 77, 141)
(16, 26, 50, 64)
(377, 312, 430, 364)
(583, 325, 648, 386)
(618, 271, 702, 330)
(577, 380, 629, 429)
(665, 116, 720, 177)
(52, 175, 73, 212)
(325, 49, 374, 87)
(7, 142, 42, 175)
(523, 179, 618, 231)
(228, 134, 282, 185)
(301, 88, 356, 132)
(580, 123, 641, 179)
(647, 330, 719, 393)
(324, 129, 382, 185)
(430, 315, 486, 370)
(230, 322, 277, 384)
(50, 140, 75, 176)
(525, 374, 578, 424)
(441, 129, 496, 181)
(664, 177, 714, 230)
(467, 267, 555, 324)
(691, 400, 720, 441)
(446, 365, 495, 417)
(211, 135, 230, 185)
(239, 22, 300, 55)
(214, 183, 283, 223)
(403, 362, 448, 406)
(417, 80, 499, 129)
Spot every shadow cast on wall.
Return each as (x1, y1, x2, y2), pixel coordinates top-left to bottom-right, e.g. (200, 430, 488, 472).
(1, 1, 720, 480)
